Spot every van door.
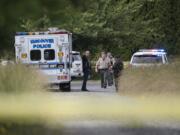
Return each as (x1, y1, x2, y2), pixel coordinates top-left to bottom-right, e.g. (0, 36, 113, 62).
(28, 37, 58, 64)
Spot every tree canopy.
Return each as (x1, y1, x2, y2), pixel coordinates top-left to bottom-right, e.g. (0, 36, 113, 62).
(0, 0, 180, 59)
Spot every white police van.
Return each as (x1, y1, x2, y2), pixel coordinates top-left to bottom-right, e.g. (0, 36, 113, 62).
(14, 28, 72, 91)
(130, 49, 168, 67)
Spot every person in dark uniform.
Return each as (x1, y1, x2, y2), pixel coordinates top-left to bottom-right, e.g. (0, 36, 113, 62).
(81, 50, 91, 91)
(107, 52, 115, 86)
(113, 56, 124, 92)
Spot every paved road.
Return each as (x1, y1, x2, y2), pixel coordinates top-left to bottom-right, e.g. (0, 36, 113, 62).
(61, 121, 180, 135)
(51, 80, 116, 93)
(49, 81, 180, 135)
(71, 80, 116, 92)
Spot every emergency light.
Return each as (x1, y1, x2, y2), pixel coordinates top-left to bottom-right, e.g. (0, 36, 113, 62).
(57, 75, 68, 80)
(16, 31, 69, 36)
(21, 53, 27, 59)
(58, 52, 64, 57)
(139, 49, 166, 53)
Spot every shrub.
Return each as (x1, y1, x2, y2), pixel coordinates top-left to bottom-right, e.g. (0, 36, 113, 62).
(0, 64, 45, 94)
(119, 63, 180, 96)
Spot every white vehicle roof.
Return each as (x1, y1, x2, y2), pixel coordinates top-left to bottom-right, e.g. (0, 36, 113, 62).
(72, 51, 80, 54)
(133, 49, 167, 56)
(15, 29, 71, 36)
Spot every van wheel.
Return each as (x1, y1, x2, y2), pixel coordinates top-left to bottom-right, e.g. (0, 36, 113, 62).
(59, 82, 71, 92)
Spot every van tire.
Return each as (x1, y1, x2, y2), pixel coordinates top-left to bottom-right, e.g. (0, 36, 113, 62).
(59, 82, 71, 92)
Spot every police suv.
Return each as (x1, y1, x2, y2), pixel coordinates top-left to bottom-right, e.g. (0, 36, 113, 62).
(14, 28, 72, 91)
(71, 51, 83, 77)
(130, 49, 168, 67)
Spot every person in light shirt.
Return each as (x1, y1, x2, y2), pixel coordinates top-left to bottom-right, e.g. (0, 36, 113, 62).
(95, 52, 111, 89)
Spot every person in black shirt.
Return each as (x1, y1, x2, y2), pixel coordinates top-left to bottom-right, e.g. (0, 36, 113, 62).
(113, 56, 124, 92)
(81, 50, 91, 91)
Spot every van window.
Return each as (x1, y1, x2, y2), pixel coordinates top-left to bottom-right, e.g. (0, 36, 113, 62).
(44, 49, 55, 60)
(30, 50, 41, 61)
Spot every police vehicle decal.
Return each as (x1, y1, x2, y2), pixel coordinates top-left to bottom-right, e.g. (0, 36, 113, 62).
(30, 39, 54, 49)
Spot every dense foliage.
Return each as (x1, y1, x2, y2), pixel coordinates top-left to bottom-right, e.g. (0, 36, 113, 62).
(0, 0, 180, 59)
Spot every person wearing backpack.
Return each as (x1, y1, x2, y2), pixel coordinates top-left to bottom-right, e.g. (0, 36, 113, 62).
(113, 55, 124, 92)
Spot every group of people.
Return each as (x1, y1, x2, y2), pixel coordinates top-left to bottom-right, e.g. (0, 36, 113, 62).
(81, 50, 124, 92)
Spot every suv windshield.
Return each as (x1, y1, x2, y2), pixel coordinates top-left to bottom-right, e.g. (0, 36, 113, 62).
(72, 54, 81, 61)
(132, 55, 163, 64)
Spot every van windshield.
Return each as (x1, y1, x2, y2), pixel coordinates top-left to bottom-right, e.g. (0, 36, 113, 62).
(132, 55, 163, 64)
(72, 54, 81, 61)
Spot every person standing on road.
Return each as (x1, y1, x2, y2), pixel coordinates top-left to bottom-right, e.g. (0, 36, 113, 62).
(81, 50, 91, 91)
(107, 52, 115, 86)
(95, 52, 111, 89)
(113, 56, 124, 92)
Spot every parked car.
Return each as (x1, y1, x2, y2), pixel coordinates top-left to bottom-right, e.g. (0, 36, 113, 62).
(130, 49, 168, 67)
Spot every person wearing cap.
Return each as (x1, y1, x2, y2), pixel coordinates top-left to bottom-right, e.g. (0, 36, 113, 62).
(95, 52, 111, 89)
(113, 55, 124, 92)
(81, 50, 91, 91)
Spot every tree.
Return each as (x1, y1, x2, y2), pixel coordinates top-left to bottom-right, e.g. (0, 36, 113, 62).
(0, 0, 180, 59)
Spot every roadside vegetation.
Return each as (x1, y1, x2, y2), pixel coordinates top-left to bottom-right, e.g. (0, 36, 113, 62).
(0, 64, 45, 94)
(0, 62, 180, 134)
(119, 59, 180, 96)
(0, 123, 62, 135)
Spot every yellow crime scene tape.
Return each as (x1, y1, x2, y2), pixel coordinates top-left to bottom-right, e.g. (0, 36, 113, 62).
(0, 94, 180, 124)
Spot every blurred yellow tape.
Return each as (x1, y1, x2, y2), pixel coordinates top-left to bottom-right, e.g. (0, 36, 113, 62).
(0, 94, 180, 123)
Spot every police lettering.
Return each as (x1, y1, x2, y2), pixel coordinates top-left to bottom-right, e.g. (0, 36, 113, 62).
(31, 39, 54, 44)
(33, 44, 51, 49)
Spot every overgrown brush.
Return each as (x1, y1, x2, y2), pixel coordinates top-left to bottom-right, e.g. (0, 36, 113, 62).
(0, 64, 45, 94)
(119, 62, 180, 96)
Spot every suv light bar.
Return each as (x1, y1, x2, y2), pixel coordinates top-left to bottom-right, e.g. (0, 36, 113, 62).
(139, 49, 166, 52)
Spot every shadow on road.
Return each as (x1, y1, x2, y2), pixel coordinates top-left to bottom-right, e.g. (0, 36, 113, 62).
(48, 81, 116, 93)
